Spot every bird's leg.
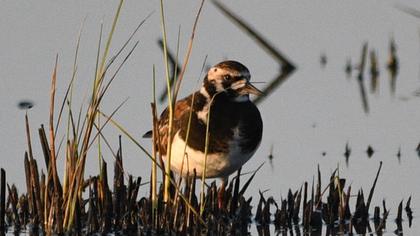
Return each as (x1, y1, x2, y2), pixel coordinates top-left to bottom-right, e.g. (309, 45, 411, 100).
(218, 177, 228, 209)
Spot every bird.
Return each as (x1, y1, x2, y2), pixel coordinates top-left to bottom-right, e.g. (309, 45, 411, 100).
(145, 60, 263, 205)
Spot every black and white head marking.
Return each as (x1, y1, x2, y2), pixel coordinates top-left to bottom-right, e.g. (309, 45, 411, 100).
(201, 60, 252, 100)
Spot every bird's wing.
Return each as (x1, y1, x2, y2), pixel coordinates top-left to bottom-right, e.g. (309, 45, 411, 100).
(156, 94, 194, 155)
(142, 94, 194, 138)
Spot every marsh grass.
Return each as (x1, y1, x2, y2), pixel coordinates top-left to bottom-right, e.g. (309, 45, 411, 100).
(7, 136, 412, 235)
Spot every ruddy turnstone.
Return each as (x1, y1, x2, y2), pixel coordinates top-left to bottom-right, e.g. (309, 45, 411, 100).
(146, 60, 263, 190)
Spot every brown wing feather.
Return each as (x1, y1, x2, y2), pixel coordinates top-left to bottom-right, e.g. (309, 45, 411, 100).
(157, 94, 194, 155)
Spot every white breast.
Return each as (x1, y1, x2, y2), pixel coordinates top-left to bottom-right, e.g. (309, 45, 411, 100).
(164, 130, 256, 178)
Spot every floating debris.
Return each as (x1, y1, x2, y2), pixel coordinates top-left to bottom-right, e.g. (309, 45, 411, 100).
(345, 58, 352, 78)
(268, 144, 274, 169)
(17, 100, 34, 110)
(367, 145, 375, 158)
(397, 147, 402, 163)
(320, 52, 327, 68)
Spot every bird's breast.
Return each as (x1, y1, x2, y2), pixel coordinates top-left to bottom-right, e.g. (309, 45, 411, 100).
(168, 131, 241, 178)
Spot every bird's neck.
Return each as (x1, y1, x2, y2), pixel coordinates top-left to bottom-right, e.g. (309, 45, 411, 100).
(196, 87, 213, 124)
(232, 94, 250, 102)
(196, 86, 250, 124)
(199, 86, 212, 101)
(199, 84, 250, 103)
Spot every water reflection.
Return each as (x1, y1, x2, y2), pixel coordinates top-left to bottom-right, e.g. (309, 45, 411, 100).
(345, 37, 401, 113)
(356, 43, 369, 113)
(369, 50, 379, 93)
(212, 0, 296, 106)
(253, 218, 414, 236)
(387, 37, 399, 96)
(344, 142, 351, 167)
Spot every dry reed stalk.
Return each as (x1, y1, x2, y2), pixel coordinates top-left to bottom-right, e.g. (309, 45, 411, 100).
(48, 55, 62, 198)
(159, 0, 205, 203)
(30, 159, 43, 228)
(158, 0, 173, 203)
(62, 1, 127, 229)
(172, 0, 205, 102)
(150, 102, 159, 227)
(157, 36, 181, 103)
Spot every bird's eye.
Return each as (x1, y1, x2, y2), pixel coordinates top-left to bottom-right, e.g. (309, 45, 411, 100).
(223, 75, 230, 81)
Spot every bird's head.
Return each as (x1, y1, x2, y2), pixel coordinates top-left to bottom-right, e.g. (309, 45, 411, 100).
(201, 60, 262, 101)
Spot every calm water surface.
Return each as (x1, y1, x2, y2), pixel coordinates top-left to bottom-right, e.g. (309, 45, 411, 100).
(1, 1, 419, 234)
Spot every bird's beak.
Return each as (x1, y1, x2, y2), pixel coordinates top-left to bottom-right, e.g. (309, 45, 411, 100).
(242, 82, 263, 96)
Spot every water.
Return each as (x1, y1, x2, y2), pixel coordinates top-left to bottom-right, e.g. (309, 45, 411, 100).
(0, 0, 419, 234)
